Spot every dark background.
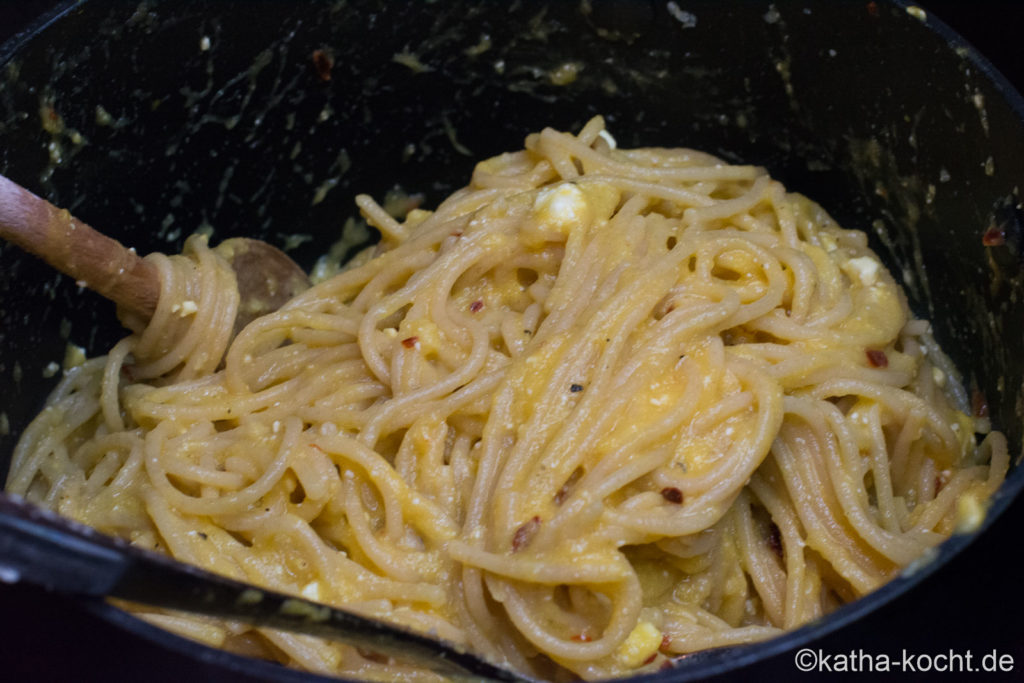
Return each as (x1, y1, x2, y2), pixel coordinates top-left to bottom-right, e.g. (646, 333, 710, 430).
(1, 1, 1023, 682)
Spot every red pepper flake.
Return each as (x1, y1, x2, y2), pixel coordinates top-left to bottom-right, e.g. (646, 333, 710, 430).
(311, 49, 334, 82)
(554, 488, 569, 505)
(971, 387, 990, 418)
(469, 300, 484, 313)
(659, 660, 676, 672)
(660, 634, 672, 652)
(865, 349, 888, 368)
(450, 230, 463, 238)
(511, 516, 541, 552)
(982, 226, 1006, 246)
(643, 652, 658, 665)
(356, 648, 389, 664)
(571, 632, 592, 642)
(866, 1, 879, 17)
(554, 467, 583, 505)
(935, 475, 945, 495)
(401, 336, 419, 349)
(767, 522, 783, 558)
(660, 487, 684, 504)
(120, 364, 137, 382)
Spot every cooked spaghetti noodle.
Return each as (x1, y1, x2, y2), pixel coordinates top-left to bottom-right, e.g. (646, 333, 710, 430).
(6, 117, 1008, 681)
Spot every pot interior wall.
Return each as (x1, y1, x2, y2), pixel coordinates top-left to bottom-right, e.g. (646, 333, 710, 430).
(0, 0, 1022, 677)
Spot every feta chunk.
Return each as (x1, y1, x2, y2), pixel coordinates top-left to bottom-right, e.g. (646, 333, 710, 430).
(533, 183, 588, 232)
(170, 300, 199, 317)
(615, 621, 662, 668)
(842, 256, 880, 286)
(300, 581, 322, 601)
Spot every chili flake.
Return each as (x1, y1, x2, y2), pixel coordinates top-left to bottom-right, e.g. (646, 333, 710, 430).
(554, 468, 583, 505)
(971, 387, 990, 418)
(660, 487, 684, 504)
(982, 226, 1006, 246)
(512, 516, 541, 552)
(865, 349, 888, 368)
(311, 49, 334, 82)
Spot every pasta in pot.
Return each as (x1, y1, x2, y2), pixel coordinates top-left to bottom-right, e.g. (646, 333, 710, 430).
(6, 117, 1007, 681)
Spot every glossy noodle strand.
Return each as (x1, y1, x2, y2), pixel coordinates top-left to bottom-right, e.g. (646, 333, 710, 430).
(6, 118, 1008, 681)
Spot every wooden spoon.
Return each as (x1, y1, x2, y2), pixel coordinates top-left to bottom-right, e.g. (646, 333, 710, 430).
(0, 173, 309, 331)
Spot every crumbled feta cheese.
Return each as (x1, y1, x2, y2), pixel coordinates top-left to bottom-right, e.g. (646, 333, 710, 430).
(534, 183, 588, 231)
(615, 621, 662, 668)
(906, 5, 927, 21)
(955, 493, 985, 534)
(842, 256, 880, 286)
(63, 343, 87, 370)
(300, 581, 322, 601)
(171, 300, 199, 317)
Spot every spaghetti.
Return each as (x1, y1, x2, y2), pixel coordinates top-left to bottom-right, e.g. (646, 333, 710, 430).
(6, 117, 1008, 681)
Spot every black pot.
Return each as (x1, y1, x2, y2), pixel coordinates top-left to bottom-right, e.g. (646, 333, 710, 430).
(1, 2, 1022, 681)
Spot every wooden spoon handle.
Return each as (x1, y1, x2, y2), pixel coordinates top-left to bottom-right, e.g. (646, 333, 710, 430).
(0, 174, 158, 318)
